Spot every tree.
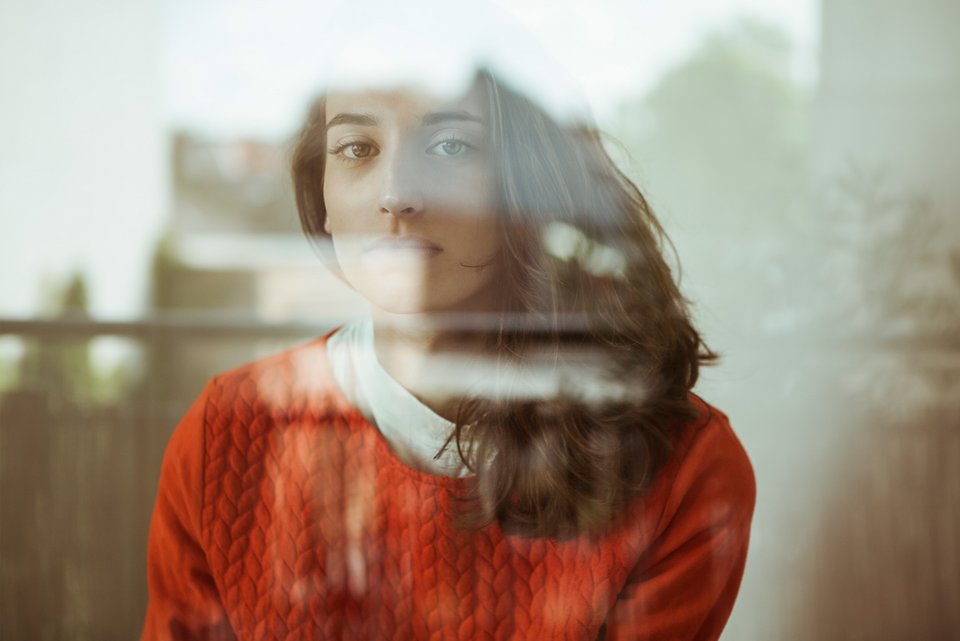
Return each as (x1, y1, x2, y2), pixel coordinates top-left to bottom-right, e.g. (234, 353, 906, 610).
(16, 272, 98, 408)
(612, 18, 812, 233)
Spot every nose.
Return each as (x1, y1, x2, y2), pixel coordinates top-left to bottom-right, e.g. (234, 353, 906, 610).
(377, 151, 424, 218)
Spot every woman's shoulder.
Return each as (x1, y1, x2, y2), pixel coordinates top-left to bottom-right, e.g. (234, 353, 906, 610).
(645, 395, 756, 541)
(203, 331, 348, 416)
(160, 330, 361, 492)
(675, 396, 753, 475)
(161, 332, 358, 470)
(599, 396, 755, 591)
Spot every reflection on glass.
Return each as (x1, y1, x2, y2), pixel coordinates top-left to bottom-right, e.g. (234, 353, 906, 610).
(140, 2, 755, 640)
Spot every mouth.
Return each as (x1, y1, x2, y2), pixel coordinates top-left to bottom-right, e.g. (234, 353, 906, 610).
(365, 235, 443, 257)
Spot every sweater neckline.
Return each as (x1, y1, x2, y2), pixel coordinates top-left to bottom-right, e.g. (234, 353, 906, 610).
(313, 330, 474, 491)
(326, 319, 468, 477)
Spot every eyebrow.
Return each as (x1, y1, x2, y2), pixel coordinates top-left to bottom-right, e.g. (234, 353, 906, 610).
(325, 112, 378, 130)
(325, 110, 484, 131)
(420, 110, 484, 126)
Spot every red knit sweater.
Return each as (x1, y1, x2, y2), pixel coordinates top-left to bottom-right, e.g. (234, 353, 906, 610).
(142, 336, 755, 641)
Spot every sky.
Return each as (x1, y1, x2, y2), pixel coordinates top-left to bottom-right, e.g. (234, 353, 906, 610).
(162, 0, 819, 138)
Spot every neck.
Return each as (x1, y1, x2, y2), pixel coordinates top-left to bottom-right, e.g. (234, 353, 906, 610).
(370, 312, 495, 421)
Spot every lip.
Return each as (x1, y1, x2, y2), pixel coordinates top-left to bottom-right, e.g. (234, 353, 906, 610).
(365, 235, 443, 254)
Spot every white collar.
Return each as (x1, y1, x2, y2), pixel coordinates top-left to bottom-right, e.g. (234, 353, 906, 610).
(326, 319, 468, 477)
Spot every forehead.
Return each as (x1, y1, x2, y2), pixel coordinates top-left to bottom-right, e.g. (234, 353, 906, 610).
(325, 83, 487, 125)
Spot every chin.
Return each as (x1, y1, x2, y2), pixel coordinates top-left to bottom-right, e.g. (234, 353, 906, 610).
(366, 290, 494, 320)
(364, 288, 440, 316)
(355, 273, 502, 319)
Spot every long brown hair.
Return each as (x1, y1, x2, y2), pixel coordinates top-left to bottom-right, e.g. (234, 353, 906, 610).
(291, 70, 716, 538)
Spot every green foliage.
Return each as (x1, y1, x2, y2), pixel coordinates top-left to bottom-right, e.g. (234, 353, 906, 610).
(612, 18, 812, 232)
(0, 355, 17, 394)
(15, 273, 98, 408)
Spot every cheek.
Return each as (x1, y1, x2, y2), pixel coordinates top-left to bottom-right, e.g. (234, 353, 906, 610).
(440, 173, 498, 238)
(322, 178, 352, 229)
(468, 217, 501, 259)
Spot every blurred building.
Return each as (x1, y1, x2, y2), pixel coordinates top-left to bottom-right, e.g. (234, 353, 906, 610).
(147, 131, 365, 401)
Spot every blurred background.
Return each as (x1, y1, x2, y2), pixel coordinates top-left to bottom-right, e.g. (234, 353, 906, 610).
(1, 0, 957, 639)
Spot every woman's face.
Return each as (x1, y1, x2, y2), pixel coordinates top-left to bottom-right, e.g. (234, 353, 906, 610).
(322, 84, 501, 317)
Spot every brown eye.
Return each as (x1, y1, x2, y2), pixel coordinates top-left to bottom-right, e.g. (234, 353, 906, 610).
(345, 143, 374, 159)
(329, 140, 379, 161)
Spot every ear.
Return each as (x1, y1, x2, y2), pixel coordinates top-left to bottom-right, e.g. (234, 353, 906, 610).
(323, 217, 331, 234)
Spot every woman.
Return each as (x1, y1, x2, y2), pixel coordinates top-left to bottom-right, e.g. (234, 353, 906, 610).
(142, 11, 755, 641)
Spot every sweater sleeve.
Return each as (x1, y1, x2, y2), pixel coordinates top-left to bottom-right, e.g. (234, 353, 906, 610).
(141, 381, 236, 641)
(604, 410, 756, 641)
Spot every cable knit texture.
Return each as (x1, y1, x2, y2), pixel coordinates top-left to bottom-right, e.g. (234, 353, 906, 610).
(142, 336, 756, 641)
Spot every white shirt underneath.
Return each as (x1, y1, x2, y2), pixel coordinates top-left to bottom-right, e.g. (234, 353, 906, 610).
(326, 319, 469, 477)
